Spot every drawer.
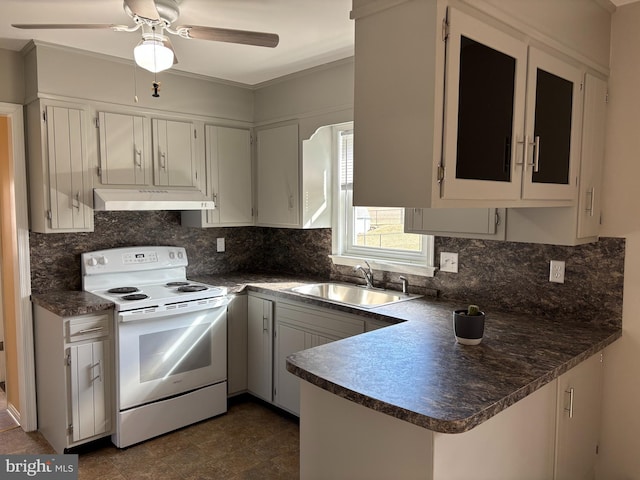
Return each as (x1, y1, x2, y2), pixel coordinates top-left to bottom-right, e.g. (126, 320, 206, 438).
(66, 313, 111, 343)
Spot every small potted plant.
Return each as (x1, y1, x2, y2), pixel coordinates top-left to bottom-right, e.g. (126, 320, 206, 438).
(453, 304, 485, 345)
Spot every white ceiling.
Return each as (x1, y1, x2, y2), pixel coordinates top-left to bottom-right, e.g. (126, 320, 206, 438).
(0, 0, 354, 86)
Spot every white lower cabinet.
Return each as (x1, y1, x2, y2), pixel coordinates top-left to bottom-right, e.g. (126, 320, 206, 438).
(274, 301, 365, 416)
(227, 294, 248, 396)
(554, 351, 603, 480)
(33, 305, 113, 453)
(300, 350, 604, 480)
(247, 294, 274, 402)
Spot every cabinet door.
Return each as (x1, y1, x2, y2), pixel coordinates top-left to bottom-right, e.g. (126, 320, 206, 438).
(555, 352, 603, 480)
(274, 322, 307, 415)
(152, 119, 198, 188)
(247, 296, 273, 402)
(256, 123, 300, 227)
(577, 74, 607, 239)
(405, 207, 505, 240)
(45, 105, 92, 231)
(441, 8, 527, 201)
(68, 339, 110, 442)
(522, 48, 583, 201)
(206, 125, 253, 226)
(98, 112, 148, 185)
(227, 295, 248, 396)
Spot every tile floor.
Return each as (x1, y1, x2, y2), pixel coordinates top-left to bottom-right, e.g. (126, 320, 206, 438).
(0, 396, 300, 479)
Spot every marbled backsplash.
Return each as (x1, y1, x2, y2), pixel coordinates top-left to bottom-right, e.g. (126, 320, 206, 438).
(30, 211, 624, 328)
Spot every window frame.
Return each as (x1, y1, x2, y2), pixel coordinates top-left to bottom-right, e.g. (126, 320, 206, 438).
(330, 123, 436, 277)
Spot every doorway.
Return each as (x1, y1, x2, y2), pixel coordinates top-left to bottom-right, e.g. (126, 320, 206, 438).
(0, 103, 36, 431)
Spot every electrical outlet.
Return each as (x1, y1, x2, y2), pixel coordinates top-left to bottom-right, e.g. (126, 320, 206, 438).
(440, 252, 458, 273)
(549, 260, 565, 283)
(216, 238, 225, 253)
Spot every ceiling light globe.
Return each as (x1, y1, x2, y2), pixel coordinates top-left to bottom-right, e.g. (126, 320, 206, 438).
(134, 40, 174, 73)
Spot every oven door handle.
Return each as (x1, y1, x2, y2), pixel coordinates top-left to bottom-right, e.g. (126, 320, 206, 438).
(118, 296, 230, 323)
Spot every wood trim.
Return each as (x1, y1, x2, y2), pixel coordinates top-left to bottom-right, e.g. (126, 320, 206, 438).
(0, 103, 36, 431)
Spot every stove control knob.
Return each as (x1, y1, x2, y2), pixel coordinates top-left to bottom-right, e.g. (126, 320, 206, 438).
(98, 256, 108, 265)
(177, 251, 184, 259)
(87, 257, 98, 267)
(169, 251, 175, 259)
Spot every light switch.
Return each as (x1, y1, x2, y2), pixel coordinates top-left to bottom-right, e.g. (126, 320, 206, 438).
(216, 238, 225, 253)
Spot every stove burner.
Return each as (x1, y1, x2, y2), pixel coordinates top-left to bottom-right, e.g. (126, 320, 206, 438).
(121, 293, 149, 301)
(108, 287, 139, 294)
(166, 281, 190, 287)
(178, 285, 208, 293)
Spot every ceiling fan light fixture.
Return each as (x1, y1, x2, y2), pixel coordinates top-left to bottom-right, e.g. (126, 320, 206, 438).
(134, 38, 174, 73)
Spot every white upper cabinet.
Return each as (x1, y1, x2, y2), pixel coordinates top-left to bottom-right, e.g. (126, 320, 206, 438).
(98, 112, 149, 186)
(351, 1, 599, 210)
(181, 125, 253, 228)
(256, 123, 300, 227)
(255, 122, 332, 229)
(152, 118, 200, 189)
(576, 74, 607, 240)
(441, 8, 582, 205)
(27, 100, 94, 233)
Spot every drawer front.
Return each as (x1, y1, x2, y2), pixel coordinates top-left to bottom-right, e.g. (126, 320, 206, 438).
(66, 314, 111, 343)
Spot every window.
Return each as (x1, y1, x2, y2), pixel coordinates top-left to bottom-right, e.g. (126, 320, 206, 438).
(331, 123, 435, 276)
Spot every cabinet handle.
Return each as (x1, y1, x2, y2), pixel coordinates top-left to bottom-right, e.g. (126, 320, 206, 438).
(288, 194, 294, 209)
(586, 187, 595, 217)
(73, 326, 104, 336)
(213, 193, 218, 206)
(160, 151, 167, 169)
(134, 146, 142, 168)
(564, 387, 574, 419)
(532, 136, 540, 173)
(72, 191, 80, 210)
(92, 360, 102, 383)
(263, 316, 269, 332)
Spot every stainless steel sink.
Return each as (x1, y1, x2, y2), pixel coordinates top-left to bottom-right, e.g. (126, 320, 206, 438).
(290, 283, 421, 308)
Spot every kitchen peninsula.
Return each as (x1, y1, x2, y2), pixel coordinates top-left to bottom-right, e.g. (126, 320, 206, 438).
(32, 273, 621, 478)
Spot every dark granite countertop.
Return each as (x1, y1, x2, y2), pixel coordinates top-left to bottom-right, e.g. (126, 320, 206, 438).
(31, 290, 115, 317)
(31, 273, 621, 435)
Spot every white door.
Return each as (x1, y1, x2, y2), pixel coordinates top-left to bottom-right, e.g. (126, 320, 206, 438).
(46, 105, 92, 230)
(206, 126, 253, 226)
(441, 8, 527, 201)
(247, 296, 273, 402)
(577, 74, 607, 239)
(521, 48, 583, 201)
(256, 123, 299, 227)
(98, 112, 148, 185)
(153, 119, 197, 187)
(275, 322, 306, 415)
(69, 339, 110, 442)
(554, 352, 603, 480)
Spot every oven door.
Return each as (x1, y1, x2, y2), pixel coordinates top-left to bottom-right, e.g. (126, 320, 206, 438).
(117, 301, 227, 411)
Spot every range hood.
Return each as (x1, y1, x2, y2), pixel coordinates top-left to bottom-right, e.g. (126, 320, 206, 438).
(94, 188, 215, 211)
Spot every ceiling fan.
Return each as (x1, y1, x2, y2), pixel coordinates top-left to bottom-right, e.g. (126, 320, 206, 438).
(12, 0, 280, 74)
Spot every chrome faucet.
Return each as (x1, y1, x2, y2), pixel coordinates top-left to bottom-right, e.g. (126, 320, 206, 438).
(399, 276, 408, 294)
(354, 260, 374, 288)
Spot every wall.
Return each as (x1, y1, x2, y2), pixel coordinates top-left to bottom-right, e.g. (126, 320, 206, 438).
(25, 42, 254, 122)
(0, 48, 24, 104)
(596, 3, 640, 477)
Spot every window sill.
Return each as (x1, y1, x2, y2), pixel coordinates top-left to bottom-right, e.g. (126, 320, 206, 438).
(329, 255, 437, 277)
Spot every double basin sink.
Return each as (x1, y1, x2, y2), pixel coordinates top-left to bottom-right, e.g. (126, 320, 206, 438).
(290, 282, 421, 309)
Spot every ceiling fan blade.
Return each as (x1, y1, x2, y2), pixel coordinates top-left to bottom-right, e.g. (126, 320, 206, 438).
(177, 25, 279, 48)
(124, 0, 161, 21)
(12, 23, 119, 30)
